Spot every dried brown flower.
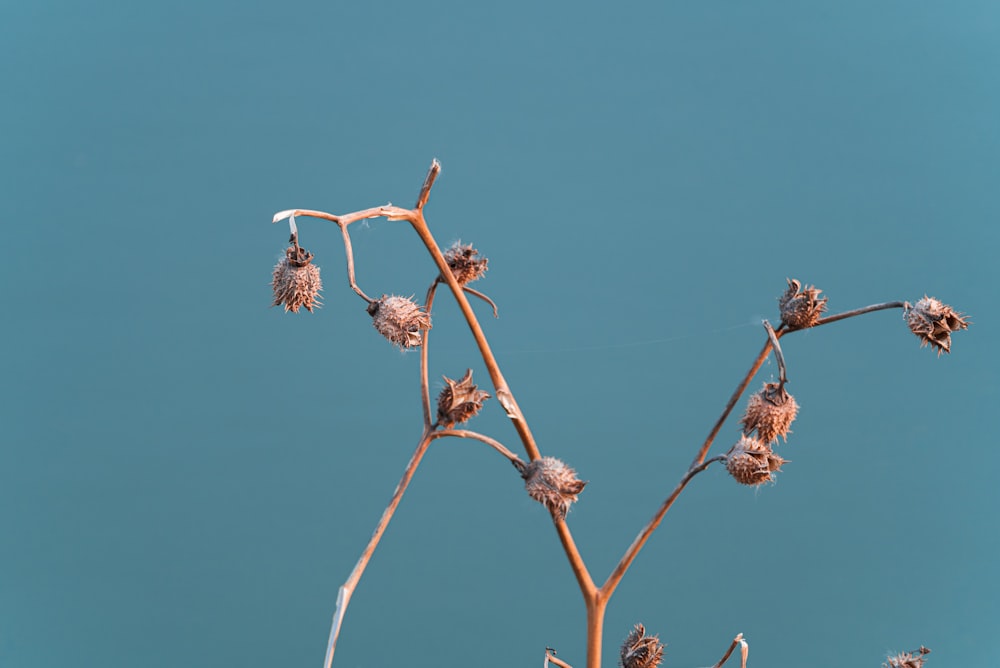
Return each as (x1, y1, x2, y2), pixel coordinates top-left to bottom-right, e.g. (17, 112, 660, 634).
(442, 241, 488, 286)
(905, 296, 969, 355)
(725, 435, 786, 486)
(271, 246, 322, 313)
(436, 369, 491, 428)
(740, 382, 799, 444)
(884, 646, 931, 668)
(619, 624, 664, 668)
(522, 457, 587, 519)
(367, 295, 432, 349)
(779, 278, 827, 329)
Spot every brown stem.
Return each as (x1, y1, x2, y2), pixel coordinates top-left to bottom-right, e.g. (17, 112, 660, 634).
(545, 649, 574, 668)
(711, 633, 747, 668)
(408, 209, 541, 462)
(463, 285, 499, 318)
(323, 428, 434, 668)
(762, 320, 787, 387)
(431, 428, 523, 465)
(813, 300, 907, 326)
(600, 456, 725, 599)
(338, 222, 375, 304)
(420, 280, 441, 428)
(585, 596, 606, 668)
(415, 158, 441, 210)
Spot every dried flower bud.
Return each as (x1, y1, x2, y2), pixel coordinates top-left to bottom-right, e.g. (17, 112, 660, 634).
(619, 624, 664, 668)
(522, 457, 587, 519)
(740, 382, 799, 444)
(884, 646, 930, 668)
(436, 369, 490, 428)
(779, 278, 827, 329)
(905, 296, 969, 355)
(725, 435, 786, 486)
(271, 246, 322, 313)
(442, 241, 488, 285)
(367, 295, 432, 349)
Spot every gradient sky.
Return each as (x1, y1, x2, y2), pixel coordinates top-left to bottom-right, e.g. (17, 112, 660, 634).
(3, 2, 998, 667)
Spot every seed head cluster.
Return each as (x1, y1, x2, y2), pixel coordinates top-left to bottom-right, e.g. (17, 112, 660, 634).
(619, 624, 664, 668)
(725, 435, 786, 486)
(779, 278, 827, 329)
(740, 382, 799, 444)
(522, 457, 586, 519)
(271, 246, 322, 313)
(883, 646, 931, 668)
(905, 297, 968, 355)
(436, 369, 490, 428)
(443, 241, 489, 286)
(367, 295, 431, 350)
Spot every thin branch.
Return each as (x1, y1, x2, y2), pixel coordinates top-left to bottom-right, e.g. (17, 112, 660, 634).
(322, 429, 433, 668)
(762, 320, 787, 386)
(415, 158, 442, 210)
(420, 280, 442, 429)
(711, 633, 747, 668)
(463, 285, 499, 318)
(432, 428, 524, 465)
(338, 222, 375, 304)
(600, 455, 725, 598)
(813, 300, 907, 326)
(544, 648, 574, 668)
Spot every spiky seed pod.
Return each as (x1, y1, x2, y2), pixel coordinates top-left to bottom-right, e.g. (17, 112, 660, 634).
(442, 241, 488, 285)
(436, 369, 491, 428)
(271, 246, 322, 313)
(522, 457, 587, 519)
(367, 295, 431, 349)
(883, 646, 931, 668)
(740, 382, 800, 444)
(725, 435, 787, 486)
(779, 278, 828, 329)
(905, 296, 969, 355)
(619, 624, 665, 668)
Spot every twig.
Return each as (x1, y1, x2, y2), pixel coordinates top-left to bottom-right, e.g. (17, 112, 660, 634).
(322, 428, 433, 668)
(762, 320, 786, 387)
(463, 285, 499, 318)
(544, 647, 574, 668)
(432, 429, 524, 466)
(711, 633, 747, 668)
(601, 456, 726, 599)
(814, 301, 907, 326)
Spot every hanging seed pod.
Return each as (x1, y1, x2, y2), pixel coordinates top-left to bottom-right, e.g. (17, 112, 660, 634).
(619, 624, 665, 668)
(779, 278, 827, 329)
(904, 297, 968, 355)
(442, 241, 488, 286)
(725, 435, 786, 486)
(883, 646, 931, 668)
(367, 295, 431, 349)
(271, 246, 322, 313)
(522, 457, 587, 519)
(436, 369, 490, 428)
(740, 382, 800, 444)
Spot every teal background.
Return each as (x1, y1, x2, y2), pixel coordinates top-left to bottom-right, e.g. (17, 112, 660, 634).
(3, 2, 997, 667)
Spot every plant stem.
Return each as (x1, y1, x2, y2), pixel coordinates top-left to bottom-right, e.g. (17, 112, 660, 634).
(813, 300, 907, 326)
(322, 428, 433, 668)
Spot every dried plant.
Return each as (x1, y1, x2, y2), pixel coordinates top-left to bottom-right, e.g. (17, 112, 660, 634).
(269, 161, 964, 668)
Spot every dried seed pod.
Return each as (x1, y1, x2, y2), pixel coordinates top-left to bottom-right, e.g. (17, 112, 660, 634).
(883, 646, 930, 668)
(725, 435, 786, 486)
(442, 241, 488, 285)
(779, 278, 827, 329)
(905, 296, 969, 355)
(436, 369, 490, 428)
(522, 457, 587, 519)
(271, 246, 322, 313)
(619, 624, 665, 668)
(740, 382, 799, 444)
(367, 295, 431, 349)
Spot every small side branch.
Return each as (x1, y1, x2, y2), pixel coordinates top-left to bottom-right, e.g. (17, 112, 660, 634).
(415, 159, 442, 210)
(601, 455, 725, 598)
(544, 647, 574, 668)
(814, 300, 907, 327)
(339, 223, 374, 304)
(431, 429, 524, 467)
(711, 633, 748, 668)
(762, 320, 787, 386)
